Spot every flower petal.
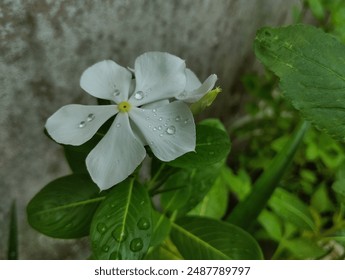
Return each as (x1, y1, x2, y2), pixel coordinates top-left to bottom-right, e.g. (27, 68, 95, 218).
(45, 104, 117, 145)
(129, 52, 186, 106)
(184, 68, 202, 92)
(177, 70, 218, 103)
(141, 99, 170, 110)
(80, 60, 132, 103)
(86, 113, 146, 190)
(129, 101, 195, 161)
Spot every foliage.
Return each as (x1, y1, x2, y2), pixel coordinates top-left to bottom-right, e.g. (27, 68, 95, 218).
(25, 2, 345, 260)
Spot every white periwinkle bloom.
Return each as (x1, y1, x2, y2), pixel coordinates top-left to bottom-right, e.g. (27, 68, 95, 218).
(46, 52, 217, 190)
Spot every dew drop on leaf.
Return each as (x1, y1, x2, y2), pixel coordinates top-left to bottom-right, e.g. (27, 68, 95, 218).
(129, 238, 144, 252)
(137, 217, 150, 230)
(112, 226, 128, 242)
(96, 223, 107, 234)
(102, 245, 109, 252)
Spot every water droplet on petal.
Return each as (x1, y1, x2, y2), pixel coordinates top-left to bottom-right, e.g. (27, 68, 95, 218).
(134, 91, 144, 100)
(113, 89, 121, 96)
(152, 109, 157, 113)
(109, 251, 122, 260)
(158, 126, 162, 130)
(137, 217, 150, 230)
(175, 116, 181, 122)
(87, 113, 95, 122)
(166, 126, 176, 135)
(164, 123, 168, 127)
(78, 121, 86, 128)
(158, 117, 163, 121)
(116, 123, 121, 128)
(97, 223, 107, 234)
(159, 134, 163, 137)
(153, 127, 157, 131)
(112, 226, 128, 242)
(153, 113, 157, 117)
(130, 238, 144, 252)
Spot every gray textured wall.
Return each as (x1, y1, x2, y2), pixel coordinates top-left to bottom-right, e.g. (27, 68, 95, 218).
(0, 0, 300, 259)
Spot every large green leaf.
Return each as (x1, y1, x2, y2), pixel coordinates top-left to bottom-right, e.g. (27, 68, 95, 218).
(161, 164, 220, 216)
(168, 124, 231, 168)
(150, 211, 171, 247)
(188, 176, 228, 219)
(255, 24, 345, 142)
(27, 174, 102, 238)
(90, 179, 152, 260)
(171, 217, 263, 260)
(269, 188, 316, 232)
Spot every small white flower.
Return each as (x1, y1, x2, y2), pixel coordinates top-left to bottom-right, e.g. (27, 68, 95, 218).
(46, 52, 197, 190)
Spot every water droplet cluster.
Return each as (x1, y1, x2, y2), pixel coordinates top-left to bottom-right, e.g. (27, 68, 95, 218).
(78, 113, 95, 128)
(95, 216, 151, 258)
(113, 84, 120, 97)
(146, 110, 190, 141)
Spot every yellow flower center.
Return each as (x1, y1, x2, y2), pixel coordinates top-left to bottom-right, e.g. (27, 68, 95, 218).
(118, 101, 131, 113)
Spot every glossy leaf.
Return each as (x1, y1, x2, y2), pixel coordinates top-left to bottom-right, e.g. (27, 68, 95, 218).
(150, 211, 171, 247)
(168, 124, 231, 169)
(90, 179, 152, 260)
(255, 24, 345, 143)
(161, 164, 220, 216)
(283, 238, 326, 259)
(27, 174, 102, 238)
(145, 240, 183, 260)
(269, 188, 316, 232)
(188, 176, 228, 219)
(171, 216, 263, 260)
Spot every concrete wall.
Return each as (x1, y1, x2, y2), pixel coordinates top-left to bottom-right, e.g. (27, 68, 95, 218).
(0, 0, 300, 259)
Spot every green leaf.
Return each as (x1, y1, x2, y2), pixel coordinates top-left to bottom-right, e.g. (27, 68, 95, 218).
(168, 124, 231, 169)
(150, 211, 171, 247)
(161, 165, 220, 216)
(90, 179, 152, 260)
(283, 238, 326, 259)
(307, 0, 325, 20)
(255, 24, 345, 143)
(311, 183, 335, 213)
(145, 240, 183, 260)
(188, 176, 228, 219)
(227, 121, 308, 228)
(171, 216, 263, 260)
(27, 174, 102, 238)
(221, 167, 252, 201)
(199, 118, 227, 132)
(269, 188, 316, 232)
(258, 210, 283, 241)
(7, 201, 18, 260)
(332, 179, 345, 204)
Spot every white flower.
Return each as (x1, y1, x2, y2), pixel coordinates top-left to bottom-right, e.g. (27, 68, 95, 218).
(46, 52, 198, 190)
